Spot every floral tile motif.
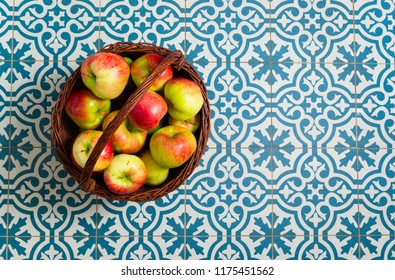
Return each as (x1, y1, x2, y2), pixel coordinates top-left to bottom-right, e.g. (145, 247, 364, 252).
(97, 236, 181, 260)
(272, 62, 356, 148)
(354, 0, 395, 64)
(271, 0, 354, 63)
(7, 148, 96, 237)
(7, 236, 96, 260)
(186, 148, 272, 236)
(0, 61, 11, 147)
(186, 0, 270, 63)
(11, 60, 78, 147)
(13, 0, 100, 61)
(100, 0, 185, 51)
(194, 61, 271, 148)
(0, 1, 13, 61)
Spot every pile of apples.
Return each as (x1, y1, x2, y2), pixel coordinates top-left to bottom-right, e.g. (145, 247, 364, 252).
(65, 51, 203, 195)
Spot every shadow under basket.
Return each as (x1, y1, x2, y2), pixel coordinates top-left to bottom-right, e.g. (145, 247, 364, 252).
(51, 42, 210, 202)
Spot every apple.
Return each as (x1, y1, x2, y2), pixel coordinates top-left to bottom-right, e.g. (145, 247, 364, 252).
(130, 53, 173, 92)
(168, 114, 201, 133)
(65, 89, 111, 129)
(102, 110, 147, 154)
(71, 130, 114, 172)
(147, 118, 165, 135)
(139, 149, 169, 186)
(123, 57, 133, 67)
(103, 154, 147, 195)
(164, 77, 204, 121)
(128, 90, 168, 131)
(149, 125, 197, 169)
(81, 52, 130, 99)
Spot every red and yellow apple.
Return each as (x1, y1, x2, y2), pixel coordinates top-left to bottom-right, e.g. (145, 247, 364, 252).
(102, 110, 147, 154)
(128, 90, 168, 131)
(139, 149, 169, 186)
(81, 52, 130, 99)
(71, 130, 114, 172)
(65, 89, 111, 130)
(149, 125, 197, 169)
(130, 53, 173, 92)
(103, 154, 147, 195)
(168, 114, 201, 133)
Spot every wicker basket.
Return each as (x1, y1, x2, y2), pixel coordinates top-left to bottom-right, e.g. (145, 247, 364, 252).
(51, 42, 210, 202)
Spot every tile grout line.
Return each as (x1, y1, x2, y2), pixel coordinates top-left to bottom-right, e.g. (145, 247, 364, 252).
(5, 0, 16, 261)
(352, 0, 361, 260)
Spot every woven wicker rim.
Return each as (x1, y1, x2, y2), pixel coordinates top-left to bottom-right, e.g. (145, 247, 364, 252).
(51, 42, 210, 202)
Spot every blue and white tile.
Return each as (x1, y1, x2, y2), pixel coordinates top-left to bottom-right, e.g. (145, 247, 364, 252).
(186, 148, 272, 236)
(7, 236, 96, 260)
(358, 149, 395, 235)
(186, 0, 270, 63)
(100, 0, 185, 50)
(195, 61, 271, 148)
(0, 61, 11, 147)
(356, 64, 395, 146)
(11, 60, 78, 147)
(272, 62, 356, 148)
(354, 0, 395, 64)
(8, 148, 97, 237)
(97, 186, 185, 237)
(271, 0, 354, 63)
(13, 1, 100, 61)
(0, 0, 13, 61)
(186, 236, 269, 260)
(359, 234, 393, 260)
(273, 148, 358, 236)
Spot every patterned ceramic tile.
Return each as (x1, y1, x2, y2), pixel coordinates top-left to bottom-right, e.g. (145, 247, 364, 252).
(100, 0, 185, 50)
(186, 148, 272, 236)
(3, 0, 395, 261)
(13, 0, 100, 61)
(11, 60, 78, 147)
(271, 0, 354, 63)
(186, 0, 270, 63)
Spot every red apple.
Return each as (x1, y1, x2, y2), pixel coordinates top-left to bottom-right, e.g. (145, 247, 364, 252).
(130, 53, 173, 92)
(103, 154, 147, 195)
(164, 77, 203, 120)
(149, 125, 197, 168)
(138, 149, 169, 186)
(65, 89, 111, 129)
(81, 52, 130, 99)
(71, 130, 114, 172)
(128, 90, 168, 131)
(102, 110, 147, 154)
(168, 114, 201, 133)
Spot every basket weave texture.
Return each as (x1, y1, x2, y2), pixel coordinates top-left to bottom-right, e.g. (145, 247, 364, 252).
(51, 42, 210, 202)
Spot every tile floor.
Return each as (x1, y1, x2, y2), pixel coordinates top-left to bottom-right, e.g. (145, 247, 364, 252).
(1, 0, 395, 259)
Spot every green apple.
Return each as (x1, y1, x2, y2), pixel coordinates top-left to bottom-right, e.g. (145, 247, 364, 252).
(149, 125, 197, 169)
(102, 110, 147, 154)
(164, 77, 204, 121)
(65, 89, 111, 129)
(103, 154, 147, 195)
(139, 149, 169, 186)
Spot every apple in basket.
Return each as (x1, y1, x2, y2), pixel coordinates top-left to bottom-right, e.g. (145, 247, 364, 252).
(149, 125, 197, 169)
(65, 88, 111, 129)
(168, 114, 201, 133)
(138, 149, 169, 186)
(104, 154, 147, 195)
(130, 53, 173, 92)
(128, 90, 168, 131)
(81, 52, 130, 99)
(71, 130, 114, 172)
(102, 110, 147, 154)
(164, 77, 204, 121)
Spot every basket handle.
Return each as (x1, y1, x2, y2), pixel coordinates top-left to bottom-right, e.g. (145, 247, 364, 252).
(79, 49, 186, 193)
